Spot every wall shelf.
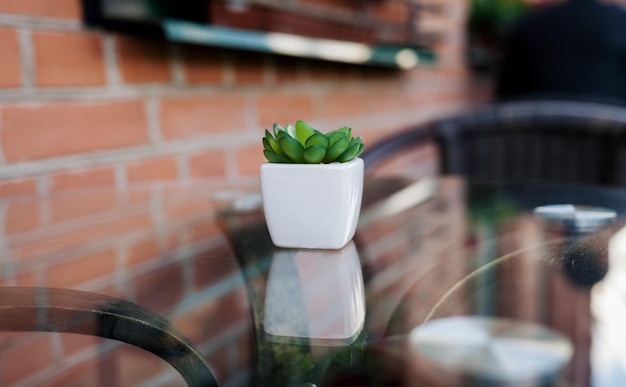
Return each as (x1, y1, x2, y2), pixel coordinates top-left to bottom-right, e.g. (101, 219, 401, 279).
(82, 0, 436, 70)
(164, 20, 435, 69)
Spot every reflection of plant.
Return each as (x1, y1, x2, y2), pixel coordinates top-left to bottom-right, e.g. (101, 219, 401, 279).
(262, 120, 364, 164)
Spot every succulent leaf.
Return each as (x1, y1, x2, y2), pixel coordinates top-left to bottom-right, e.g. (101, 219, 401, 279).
(262, 120, 364, 164)
(295, 120, 316, 146)
(285, 124, 296, 139)
(336, 141, 361, 162)
(276, 130, 288, 141)
(279, 135, 305, 162)
(303, 145, 326, 164)
(324, 137, 350, 163)
(264, 130, 285, 157)
(327, 132, 347, 147)
(305, 132, 330, 149)
(327, 126, 352, 138)
(263, 150, 290, 163)
(262, 137, 272, 152)
(272, 123, 284, 136)
(355, 143, 364, 158)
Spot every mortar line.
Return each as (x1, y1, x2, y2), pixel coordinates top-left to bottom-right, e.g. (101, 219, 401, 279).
(114, 163, 128, 191)
(0, 131, 262, 180)
(103, 34, 121, 86)
(223, 51, 235, 86)
(0, 109, 6, 164)
(17, 27, 35, 90)
(0, 14, 81, 31)
(145, 97, 163, 143)
(176, 154, 190, 183)
(169, 43, 186, 85)
(36, 176, 51, 225)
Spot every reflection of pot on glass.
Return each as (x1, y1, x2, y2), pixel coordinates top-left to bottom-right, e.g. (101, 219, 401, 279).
(263, 241, 365, 347)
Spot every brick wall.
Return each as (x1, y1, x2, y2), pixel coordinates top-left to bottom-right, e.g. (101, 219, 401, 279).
(0, 0, 490, 195)
(0, 183, 255, 386)
(0, 0, 490, 385)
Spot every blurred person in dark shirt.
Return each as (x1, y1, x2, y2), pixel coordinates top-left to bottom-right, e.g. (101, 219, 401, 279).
(496, 0, 626, 104)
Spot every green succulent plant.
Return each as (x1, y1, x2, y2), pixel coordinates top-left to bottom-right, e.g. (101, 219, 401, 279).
(262, 120, 364, 164)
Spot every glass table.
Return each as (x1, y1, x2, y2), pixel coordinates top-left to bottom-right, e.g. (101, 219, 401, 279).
(1, 174, 626, 386)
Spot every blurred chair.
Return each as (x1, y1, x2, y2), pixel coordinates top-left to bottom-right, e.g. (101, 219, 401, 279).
(362, 100, 626, 187)
(0, 287, 219, 387)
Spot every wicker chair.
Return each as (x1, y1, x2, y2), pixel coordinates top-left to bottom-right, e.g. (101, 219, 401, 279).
(362, 100, 626, 186)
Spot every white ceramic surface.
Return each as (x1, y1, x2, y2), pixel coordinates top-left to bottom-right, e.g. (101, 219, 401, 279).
(260, 158, 364, 249)
(263, 242, 365, 346)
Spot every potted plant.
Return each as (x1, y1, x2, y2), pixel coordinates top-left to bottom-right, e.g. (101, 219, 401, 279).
(260, 120, 365, 249)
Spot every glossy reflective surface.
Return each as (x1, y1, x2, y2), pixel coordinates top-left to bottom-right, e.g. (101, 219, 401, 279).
(264, 242, 365, 346)
(1, 175, 625, 386)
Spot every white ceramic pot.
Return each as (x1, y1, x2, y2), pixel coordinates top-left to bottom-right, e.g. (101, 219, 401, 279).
(260, 158, 364, 249)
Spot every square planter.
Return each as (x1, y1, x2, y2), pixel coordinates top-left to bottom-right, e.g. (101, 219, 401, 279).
(260, 158, 364, 249)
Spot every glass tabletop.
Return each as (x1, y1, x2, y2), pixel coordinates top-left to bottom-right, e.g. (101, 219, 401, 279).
(1, 175, 625, 386)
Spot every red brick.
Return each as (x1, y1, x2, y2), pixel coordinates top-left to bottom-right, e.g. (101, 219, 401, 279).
(49, 191, 118, 223)
(125, 189, 152, 206)
(160, 95, 247, 140)
(188, 150, 227, 178)
(127, 238, 161, 268)
(164, 195, 215, 223)
(11, 213, 151, 260)
(116, 35, 171, 84)
(2, 100, 149, 162)
(33, 31, 106, 87)
(127, 156, 179, 183)
(0, 0, 80, 19)
(173, 288, 251, 346)
(322, 91, 366, 119)
(0, 28, 21, 87)
(256, 92, 315, 128)
(111, 345, 167, 386)
(193, 243, 238, 289)
(6, 200, 40, 234)
(0, 335, 54, 385)
(46, 249, 117, 288)
(13, 271, 37, 286)
(0, 179, 36, 198)
(60, 333, 101, 357)
(236, 143, 267, 176)
(50, 167, 116, 191)
(133, 263, 184, 313)
(371, 1, 410, 24)
(37, 354, 117, 387)
(182, 45, 224, 84)
(187, 222, 221, 243)
(297, 0, 354, 12)
(0, 332, 30, 349)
